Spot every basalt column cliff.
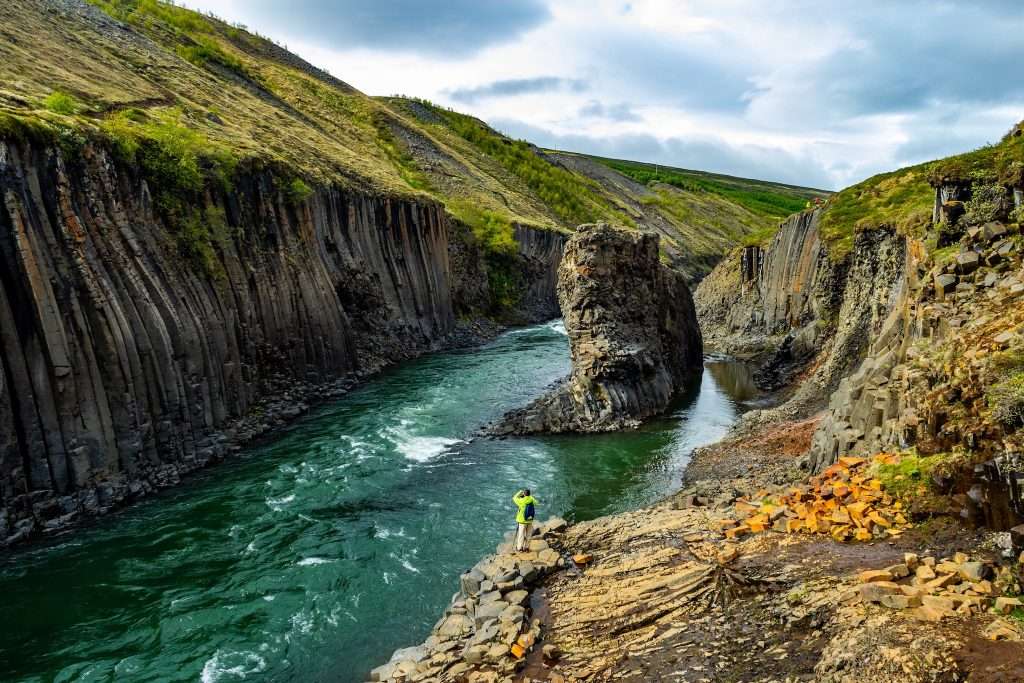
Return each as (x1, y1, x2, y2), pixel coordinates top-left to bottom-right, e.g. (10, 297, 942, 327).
(0, 139, 562, 546)
(496, 223, 703, 434)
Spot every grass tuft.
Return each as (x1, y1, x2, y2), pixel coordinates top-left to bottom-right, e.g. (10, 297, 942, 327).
(43, 90, 78, 115)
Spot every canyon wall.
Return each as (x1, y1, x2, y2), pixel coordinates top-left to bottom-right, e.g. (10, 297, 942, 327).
(0, 139, 562, 545)
(696, 209, 843, 359)
(695, 208, 907, 424)
(809, 224, 1024, 474)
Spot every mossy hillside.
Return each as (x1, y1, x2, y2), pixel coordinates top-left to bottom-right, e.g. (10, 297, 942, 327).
(819, 122, 1024, 261)
(585, 155, 829, 221)
(818, 164, 935, 260)
(437, 109, 633, 229)
(639, 185, 767, 259)
(1, 0, 831, 284)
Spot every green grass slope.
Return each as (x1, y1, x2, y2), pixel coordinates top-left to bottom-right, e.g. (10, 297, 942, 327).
(580, 154, 831, 219)
(818, 122, 1024, 260)
(0, 0, 828, 280)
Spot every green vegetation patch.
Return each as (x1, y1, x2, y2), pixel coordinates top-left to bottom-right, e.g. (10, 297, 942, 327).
(43, 90, 79, 115)
(98, 107, 240, 275)
(371, 114, 432, 192)
(872, 451, 964, 503)
(447, 200, 517, 255)
(440, 110, 630, 228)
(819, 165, 934, 260)
(283, 177, 313, 206)
(87, 0, 211, 34)
(985, 347, 1024, 429)
(176, 37, 250, 80)
(592, 156, 819, 220)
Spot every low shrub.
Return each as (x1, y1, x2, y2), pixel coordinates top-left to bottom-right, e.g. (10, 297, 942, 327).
(284, 177, 313, 206)
(43, 91, 78, 115)
(962, 178, 1010, 225)
(987, 372, 1024, 427)
(447, 200, 517, 255)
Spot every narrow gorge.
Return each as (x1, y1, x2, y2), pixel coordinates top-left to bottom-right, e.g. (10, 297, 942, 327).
(4, 2, 1024, 683)
(0, 137, 569, 545)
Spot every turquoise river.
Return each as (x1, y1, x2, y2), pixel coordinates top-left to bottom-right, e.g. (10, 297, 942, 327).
(0, 321, 758, 683)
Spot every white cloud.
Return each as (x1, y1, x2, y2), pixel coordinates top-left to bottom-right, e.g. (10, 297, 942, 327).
(184, 0, 1024, 190)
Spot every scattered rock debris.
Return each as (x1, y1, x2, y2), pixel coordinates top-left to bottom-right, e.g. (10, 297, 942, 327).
(727, 453, 910, 542)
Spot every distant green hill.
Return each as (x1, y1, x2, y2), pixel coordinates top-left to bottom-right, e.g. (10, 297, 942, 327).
(0, 0, 828, 281)
(576, 153, 831, 219)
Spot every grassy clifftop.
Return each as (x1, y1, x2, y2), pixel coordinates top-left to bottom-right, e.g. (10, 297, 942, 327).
(818, 122, 1024, 260)
(0, 0, 825, 279)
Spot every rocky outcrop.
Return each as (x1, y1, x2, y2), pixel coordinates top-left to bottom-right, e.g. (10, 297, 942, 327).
(695, 208, 906, 423)
(0, 138, 562, 546)
(370, 517, 568, 682)
(809, 221, 1024, 471)
(495, 223, 702, 434)
(696, 209, 843, 359)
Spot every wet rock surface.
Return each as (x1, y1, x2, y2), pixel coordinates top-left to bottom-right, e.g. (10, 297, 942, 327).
(494, 224, 702, 434)
(370, 518, 568, 683)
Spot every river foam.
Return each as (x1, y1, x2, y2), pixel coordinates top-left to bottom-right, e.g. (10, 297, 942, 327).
(200, 650, 267, 683)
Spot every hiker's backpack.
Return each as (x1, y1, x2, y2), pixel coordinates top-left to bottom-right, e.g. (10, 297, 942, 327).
(524, 501, 535, 521)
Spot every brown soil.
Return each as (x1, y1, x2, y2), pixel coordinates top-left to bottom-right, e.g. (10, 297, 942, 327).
(953, 625, 1024, 682)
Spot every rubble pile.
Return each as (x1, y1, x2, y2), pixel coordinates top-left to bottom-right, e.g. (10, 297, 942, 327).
(369, 517, 568, 683)
(853, 552, 1022, 626)
(724, 453, 909, 542)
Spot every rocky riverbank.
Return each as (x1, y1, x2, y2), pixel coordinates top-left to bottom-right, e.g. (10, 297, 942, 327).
(369, 415, 1024, 683)
(370, 517, 570, 683)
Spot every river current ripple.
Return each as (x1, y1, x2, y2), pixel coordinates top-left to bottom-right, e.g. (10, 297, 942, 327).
(0, 321, 756, 682)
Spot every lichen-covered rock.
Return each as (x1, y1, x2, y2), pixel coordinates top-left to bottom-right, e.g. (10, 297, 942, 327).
(495, 223, 702, 434)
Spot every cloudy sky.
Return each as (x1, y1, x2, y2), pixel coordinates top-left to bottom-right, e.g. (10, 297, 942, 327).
(184, 0, 1024, 190)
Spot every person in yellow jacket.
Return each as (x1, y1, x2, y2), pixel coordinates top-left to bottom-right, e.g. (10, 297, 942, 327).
(513, 489, 538, 552)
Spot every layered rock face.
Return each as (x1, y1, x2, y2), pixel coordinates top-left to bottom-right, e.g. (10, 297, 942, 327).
(695, 209, 905, 422)
(496, 223, 703, 433)
(696, 208, 842, 358)
(448, 223, 565, 324)
(809, 223, 1024, 473)
(0, 139, 560, 545)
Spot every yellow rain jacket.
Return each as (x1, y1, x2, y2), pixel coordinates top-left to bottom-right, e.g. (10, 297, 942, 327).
(513, 491, 536, 524)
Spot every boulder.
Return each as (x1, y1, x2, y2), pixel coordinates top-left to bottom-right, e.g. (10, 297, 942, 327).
(517, 561, 538, 583)
(537, 548, 560, 567)
(541, 517, 568, 534)
(955, 251, 980, 275)
(460, 569, 485, 596)
(958, 561, 989, 582)
(499, 604, 526, 625)
(486, 643, 510, 661)
(858, 569, 895, 583)
(493, 223, 702, 434)
(474, 602, 508, 627)
(436, 614, 474, 638)
(995, 596, 1023, 613)
(464, 644, 490, 664)
(934, 273, 957, 300)
(859, 581, 902, 602)
(505, 589, 530, 607)
(982, 221, 1008, 242)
